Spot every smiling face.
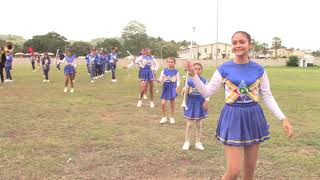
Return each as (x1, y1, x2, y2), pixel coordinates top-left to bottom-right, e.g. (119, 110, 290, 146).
(231, 32, 251, 59)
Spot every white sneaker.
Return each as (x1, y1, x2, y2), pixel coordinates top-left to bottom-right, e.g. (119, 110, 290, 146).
(105, 71, 110, 73)
(169, 117, 175, 124)
(160, 117, 167, 124)
(137, 100, 142, 107)
(47, 80, 50, 83)
(93, 77, 97, 79)
(112, 79, 117, 82)
(91, 80, 95, 83)
(182, 141, 190, 150)
(64, 87, 68, 92)
(149, 101, 155, 108)
(70, 88, 74, 93)
(43, 79, 46, 82)
(143, 94, 148, 100)
(195, 142, 205, 150)
(4, 79, 9, 83)
(88, 73, 90, 76)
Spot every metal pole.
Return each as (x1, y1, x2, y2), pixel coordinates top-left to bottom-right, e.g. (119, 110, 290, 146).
(215, 0, 219, 65)
(160, 45, 163, 60)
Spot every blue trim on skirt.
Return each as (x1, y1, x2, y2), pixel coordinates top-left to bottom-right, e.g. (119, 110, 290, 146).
(215, 102, 270, 146)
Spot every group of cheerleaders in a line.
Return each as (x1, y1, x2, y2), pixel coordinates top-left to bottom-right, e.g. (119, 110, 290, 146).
(25, 47, 120, 93)
(28, 49, 77, 92)
(128, 31, 293, 179)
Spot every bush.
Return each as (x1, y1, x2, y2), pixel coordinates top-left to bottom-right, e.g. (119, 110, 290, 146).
(307, 63, 314, 67)
(286, 56, 298, 67)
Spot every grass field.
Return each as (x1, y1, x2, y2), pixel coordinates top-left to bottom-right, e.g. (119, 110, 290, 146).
(0, 62, 319, 179)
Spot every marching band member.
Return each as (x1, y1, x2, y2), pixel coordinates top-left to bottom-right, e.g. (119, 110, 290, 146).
(41, 52, 51, 82)
(107, 47, 119, 82)
(0, 48, 6, 84)
(158, 57, 180, 124)
(86, 50, 97, 83)
(4, 51, 13, 82)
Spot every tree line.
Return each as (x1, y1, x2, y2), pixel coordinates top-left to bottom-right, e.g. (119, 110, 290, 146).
(1, 21, 319, 58)
(0, 21, 192, 58)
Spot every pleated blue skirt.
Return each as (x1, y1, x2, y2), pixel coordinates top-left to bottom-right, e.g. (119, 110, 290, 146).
(161, 82, 177, 100)
(139, 68, 154, 81)
(184, 95, 208, 120)
(216, 102, 270, 146)
(64, 64, 75, 75)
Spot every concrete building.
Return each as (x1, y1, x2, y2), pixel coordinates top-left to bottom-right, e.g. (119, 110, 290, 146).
(178, 43, 233, 60)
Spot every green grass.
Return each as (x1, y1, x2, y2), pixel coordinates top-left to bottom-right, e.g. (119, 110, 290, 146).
(0, 64, 319, 179)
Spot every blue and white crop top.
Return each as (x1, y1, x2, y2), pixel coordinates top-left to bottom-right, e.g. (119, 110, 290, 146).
(191, 60, 285, 120)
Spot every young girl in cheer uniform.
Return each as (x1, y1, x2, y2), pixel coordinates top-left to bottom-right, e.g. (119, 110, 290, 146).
(158, 57, 180, 124)
(182, 63, 209, 151)
(61, 49, 77, 93)
(185, 31, 293, 179)
(135, 48, 159, 108)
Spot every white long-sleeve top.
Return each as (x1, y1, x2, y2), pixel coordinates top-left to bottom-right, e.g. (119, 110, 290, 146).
(191, 60, 286, 120)
(134, 55, 159, 71)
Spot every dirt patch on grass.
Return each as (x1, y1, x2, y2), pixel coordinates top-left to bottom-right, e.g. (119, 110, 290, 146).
(298, 145, 319, 156)
(102, 112, 118, 123)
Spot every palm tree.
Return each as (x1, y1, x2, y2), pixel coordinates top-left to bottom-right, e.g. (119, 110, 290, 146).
(272, 37, 282, 58)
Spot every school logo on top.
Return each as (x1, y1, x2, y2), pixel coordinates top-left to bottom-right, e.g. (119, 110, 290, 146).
(237, 80, 252, 102)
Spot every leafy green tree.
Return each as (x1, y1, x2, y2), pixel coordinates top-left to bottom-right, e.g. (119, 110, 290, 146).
(261, 43, 269, 55)
(121, 21, 148, 55)
(71, 41, 92, 56)
(96, 38, 121, 52)
(286, 55, 298, 67)
(23, 32, 69, 53)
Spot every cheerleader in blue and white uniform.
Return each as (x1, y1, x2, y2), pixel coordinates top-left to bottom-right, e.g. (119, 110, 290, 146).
(61, 48, 77, 93)
(186, 31, 293, 179)
(158, 57, 180, 124)
(182, 63, 209, 151)
(124, 49, 149, 100)
(135, 48, 159, 108)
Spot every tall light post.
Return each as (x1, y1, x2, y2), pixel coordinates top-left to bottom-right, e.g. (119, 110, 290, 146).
(190, 26, 196, 60)
(160, 44, 166, 60)
(215, 0, 219, 65)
